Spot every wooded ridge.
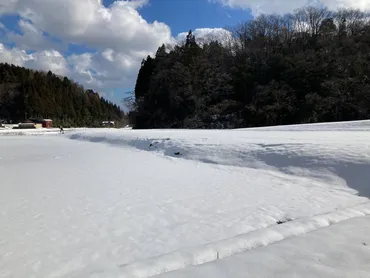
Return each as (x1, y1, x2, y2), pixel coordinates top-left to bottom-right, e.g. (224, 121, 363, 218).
(130, 6, 370, 129)
(0, 63, 125, 127)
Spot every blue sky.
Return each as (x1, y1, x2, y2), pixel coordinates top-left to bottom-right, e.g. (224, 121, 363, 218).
(139, 0, 251, 35)
(0, 0, 361, 109)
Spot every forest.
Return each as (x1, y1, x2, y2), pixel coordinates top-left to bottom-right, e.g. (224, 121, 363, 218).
(0, 63, 125, 127)
(131, 6, 370, 129)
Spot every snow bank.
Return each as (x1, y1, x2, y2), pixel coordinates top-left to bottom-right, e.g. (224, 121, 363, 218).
(158, 216, 370, 278)
(0, 127, 84, 136)
(237, 119, 370, 131)
(0, 128, 61, 136)
(67, 120, 370, 165)
(117, 202, 370, 277)
(68, 120, 370, 198)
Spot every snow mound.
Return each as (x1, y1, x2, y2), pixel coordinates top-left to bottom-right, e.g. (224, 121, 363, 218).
(157, 216, 370, 278)
(115, 202, 370, 277)
(0, 128, 61, 136)
(237, 119, 370, 131)
(0, 128, 83, 136)
(68, 120, 370, 198)
(67, 122, 370, 165)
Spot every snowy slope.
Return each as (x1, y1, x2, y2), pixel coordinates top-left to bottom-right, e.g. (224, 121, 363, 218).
(69, 120, 370, 197)
(157, 215, 370, 278)
(1, 120, 370, 277)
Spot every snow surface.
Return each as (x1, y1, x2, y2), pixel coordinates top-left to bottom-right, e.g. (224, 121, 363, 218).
(1, 120, 370, 277)
(157, 215, 370, 278)
(0, 127, 81, 136)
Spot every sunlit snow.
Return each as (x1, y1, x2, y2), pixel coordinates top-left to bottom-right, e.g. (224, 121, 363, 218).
(1, 120, 370, 277)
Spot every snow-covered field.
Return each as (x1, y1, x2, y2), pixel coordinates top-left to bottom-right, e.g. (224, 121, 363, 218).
(0, 127, 81, 136)
(1, 120, 370, 277)
(157, 215, 370, 278)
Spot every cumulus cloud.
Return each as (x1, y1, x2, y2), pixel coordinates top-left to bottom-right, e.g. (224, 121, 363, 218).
(0, 42, 141, 92)
(211, 0, 370, 15)
(26, 50, 69, 76)
(0, 0, 171, 91)
(0, 43, 68, 76)
(67, 49, 140, 90)
(0, 0, 236, 97)
(2, 0, 171, 56)
(0, 43, 29, 65)
(7, 19, 63, 52)
(0, 0, 18, 15)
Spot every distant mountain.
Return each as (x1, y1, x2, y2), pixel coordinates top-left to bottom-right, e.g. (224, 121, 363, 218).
(0, 63, 126, 127)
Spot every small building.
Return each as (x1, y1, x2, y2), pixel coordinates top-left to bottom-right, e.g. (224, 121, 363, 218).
(102, 121, 115, 128)
(42, 119, 53, 128)
(29, 118, 53, 128)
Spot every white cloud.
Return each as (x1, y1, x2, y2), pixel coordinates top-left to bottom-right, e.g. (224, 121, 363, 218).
(0, 43, 138, 90)
(0, 43, 29, 65)
(0, 0, 18, 15)
(0, 0, 172, 92)
(0, 0, 236, 98)
(211, 0, 370, 15)
(67, 49, 140, 90)
(2, 0, 171, 56)
(26, 50, 69, 76)
(174, 28, 234, 49)
(0, 43, 68, 76)
(7, 19, 63, 52)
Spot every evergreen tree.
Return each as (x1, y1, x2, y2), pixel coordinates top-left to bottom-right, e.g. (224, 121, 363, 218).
(0, 64, 125, 127)
(130, 6, 370, 129)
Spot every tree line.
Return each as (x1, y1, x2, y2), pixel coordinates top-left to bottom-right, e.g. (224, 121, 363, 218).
(0, 63, 125, 127)
(130, 6, 370, 129)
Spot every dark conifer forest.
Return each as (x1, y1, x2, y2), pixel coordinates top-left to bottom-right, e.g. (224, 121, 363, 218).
(131, 7, 370, 129)
(0, 63, 125, 127)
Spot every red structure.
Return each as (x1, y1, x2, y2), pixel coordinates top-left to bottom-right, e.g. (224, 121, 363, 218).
(42, 119, 53, 128)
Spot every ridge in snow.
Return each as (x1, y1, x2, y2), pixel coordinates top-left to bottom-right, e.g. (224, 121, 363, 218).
(68, 120, 370, 199)
(1, 120, 370, 277)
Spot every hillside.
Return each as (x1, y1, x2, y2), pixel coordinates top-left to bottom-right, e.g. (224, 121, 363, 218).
(0, 63, 125, 127)
(132, 7, 370, 129)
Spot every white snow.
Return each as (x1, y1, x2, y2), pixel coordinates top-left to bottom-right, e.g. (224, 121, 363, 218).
(0, 127, 85, 136)
(157, 215, 370, 278)
(1, 120, 370, 277)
